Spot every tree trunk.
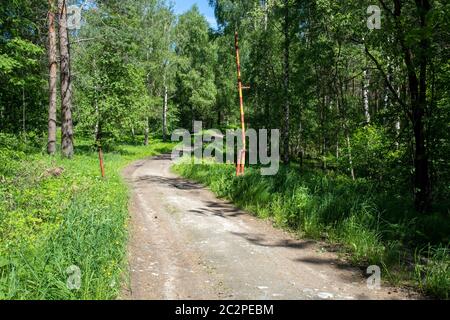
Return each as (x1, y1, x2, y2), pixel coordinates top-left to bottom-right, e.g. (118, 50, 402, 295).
(336, 135, 340, 159)
(47, 0, 57, 155)
(346, 130, 356, 181)
(321, 95, 327, 169)
(336, 77, 355, 180)
(334, 99, 340, 159)
(363, 69, 371, 124)
(22, 86, 26, 135)
(282, 0, 290, 163)
(162, 82, 168, 141)
(298, 109, 304, 167)
(161, 19, 171, 142)
(395, 85, 401, 150)
(411, 91, 430, 212)
(262, 0, 268, 31)
(94, 98, 99, 143)
(414, 0, 431, 212)
(393, 0, 432, 212)
(395, 117, 401, 149)
(58, 0, 74, 158)
(144, 117, 149, 146)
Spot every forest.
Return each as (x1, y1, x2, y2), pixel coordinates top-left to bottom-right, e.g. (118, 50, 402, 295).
(0, 0, 449, 300)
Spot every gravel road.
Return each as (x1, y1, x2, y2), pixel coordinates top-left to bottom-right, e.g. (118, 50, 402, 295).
(121, 154, 414, 300)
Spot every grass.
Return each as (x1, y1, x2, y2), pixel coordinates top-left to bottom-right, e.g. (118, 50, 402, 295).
(0, 133, 174, 299)
(1, 131, 447, 299)
(172, 160, 450, 299)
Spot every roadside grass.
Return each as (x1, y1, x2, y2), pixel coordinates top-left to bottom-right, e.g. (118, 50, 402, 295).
(0, 133, 174, 299)
(172, 161, 450, 299)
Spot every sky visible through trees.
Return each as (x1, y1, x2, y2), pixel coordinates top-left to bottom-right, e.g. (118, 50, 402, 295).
(174, 0, 218, 28)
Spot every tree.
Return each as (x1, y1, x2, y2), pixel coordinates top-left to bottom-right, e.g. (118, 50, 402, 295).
(364, 0, 437, 212)
(72, 0, 155, 145)
(58, 0, 74, 157)
(0, 0, 47, 133)
(138, 2, 177, 143)
(1, 0, 448, 215)
(282, 0, 291, 163)
(47, 0, 58, 155)
(174, 6, 217, 131)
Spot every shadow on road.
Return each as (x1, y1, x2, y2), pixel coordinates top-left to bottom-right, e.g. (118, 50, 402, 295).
(189, 201, 245, 219)
(231, 231, 315, 250)
(132, 174, 204, 190)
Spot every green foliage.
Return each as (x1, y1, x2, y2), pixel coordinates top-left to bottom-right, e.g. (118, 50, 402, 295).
(72, 1, 155, 141)
(340, 125, 402, 182)
(174, 6, 218, 129)
(0, 134, 174, 299)
(0, 0, 48, 133)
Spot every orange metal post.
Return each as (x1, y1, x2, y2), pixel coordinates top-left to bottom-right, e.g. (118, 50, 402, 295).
(98, 147, 105, 178)
(234, 31, 246, 176)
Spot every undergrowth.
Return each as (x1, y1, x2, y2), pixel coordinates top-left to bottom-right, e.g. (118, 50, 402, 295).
(173, 161, 449, 299)
(0, 133, 174, 299)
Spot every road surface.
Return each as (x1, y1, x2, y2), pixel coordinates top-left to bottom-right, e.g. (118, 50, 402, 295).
(121, 154, 414, 300)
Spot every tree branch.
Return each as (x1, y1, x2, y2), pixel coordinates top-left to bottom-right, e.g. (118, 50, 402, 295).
(364, 45, 411, 119)
(378, 0, 394, 18)
(70, 37, 98, 44)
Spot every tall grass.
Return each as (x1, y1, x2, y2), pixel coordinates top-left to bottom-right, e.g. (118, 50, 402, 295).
(173, 161, 450, 299)
(0, 133, 174, 299)
(415, 246, 449, 299)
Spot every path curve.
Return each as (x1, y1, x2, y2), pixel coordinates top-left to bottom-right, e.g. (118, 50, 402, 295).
(122, 154, 414, 300)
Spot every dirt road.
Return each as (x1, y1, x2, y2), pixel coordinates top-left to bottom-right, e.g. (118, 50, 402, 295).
(122, 155, 413, 300)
